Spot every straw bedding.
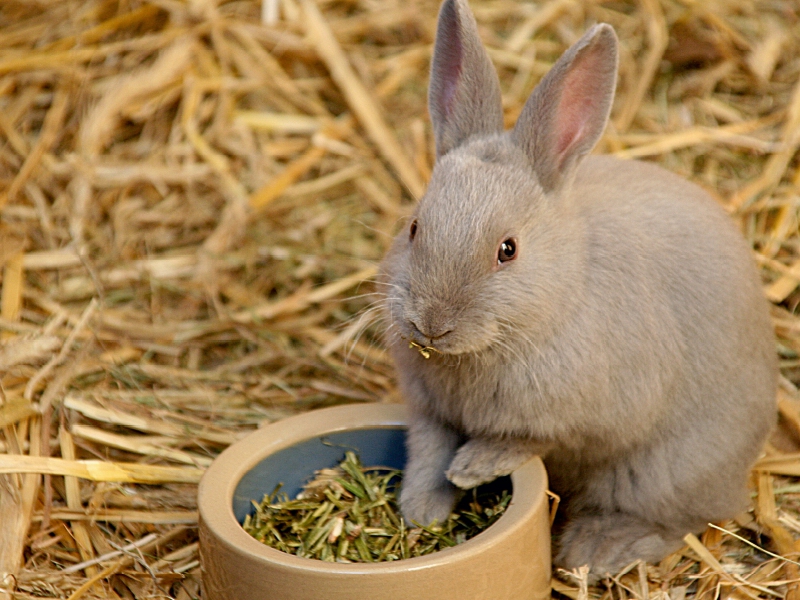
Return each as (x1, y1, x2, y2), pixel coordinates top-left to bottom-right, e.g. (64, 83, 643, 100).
(0, 0, 798, 598)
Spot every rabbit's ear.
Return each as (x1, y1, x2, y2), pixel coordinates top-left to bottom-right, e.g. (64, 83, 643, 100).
(429, 0, 504, 158)
(512, 24, 618, 192)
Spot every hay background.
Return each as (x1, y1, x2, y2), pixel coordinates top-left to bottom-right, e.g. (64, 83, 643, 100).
(0, 0, 799, 598)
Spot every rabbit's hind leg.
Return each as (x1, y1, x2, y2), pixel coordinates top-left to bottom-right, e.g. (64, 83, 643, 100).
(554, 512, 686, 581)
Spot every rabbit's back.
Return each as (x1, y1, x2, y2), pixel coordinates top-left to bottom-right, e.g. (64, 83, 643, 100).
(573, 154, 774, 393)
(549, 155, 777, 523)
(573, 154, 775, 434)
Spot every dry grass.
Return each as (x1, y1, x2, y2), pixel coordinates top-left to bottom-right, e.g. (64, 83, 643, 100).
(0, 0, 798, 598)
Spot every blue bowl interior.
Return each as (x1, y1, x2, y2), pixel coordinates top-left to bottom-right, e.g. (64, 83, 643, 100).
(232, 427, 407, 523)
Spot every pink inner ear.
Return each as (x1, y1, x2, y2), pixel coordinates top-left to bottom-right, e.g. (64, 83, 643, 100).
(431, 2, 464, 118)
(555, 117, 585, 161)
(554, 54, 604, 163)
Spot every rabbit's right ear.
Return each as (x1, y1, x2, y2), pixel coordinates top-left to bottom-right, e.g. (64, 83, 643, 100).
(511, 25, 618, 193)
(428, 0, 504, 158)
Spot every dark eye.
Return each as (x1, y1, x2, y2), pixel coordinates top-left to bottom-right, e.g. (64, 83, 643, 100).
(498, 238, 517, 264)
(409, 219, 418, 241)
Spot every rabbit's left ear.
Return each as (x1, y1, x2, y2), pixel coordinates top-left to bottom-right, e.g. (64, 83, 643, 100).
(428, 0, 504, 158)
(511, 24, 618, 192)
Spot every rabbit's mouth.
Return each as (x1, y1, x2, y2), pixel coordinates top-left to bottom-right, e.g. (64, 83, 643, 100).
(399, 326, 498, 357)
(395, 306, 500, 356)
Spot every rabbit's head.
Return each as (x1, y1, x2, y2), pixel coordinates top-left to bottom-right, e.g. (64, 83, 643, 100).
(382, 0, 618, 357)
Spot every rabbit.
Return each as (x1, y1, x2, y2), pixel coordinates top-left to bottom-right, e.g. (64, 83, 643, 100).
(378, 0, 778, 579)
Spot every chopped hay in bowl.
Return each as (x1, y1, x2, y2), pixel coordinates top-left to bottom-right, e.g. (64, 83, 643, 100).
(242, 451, 511, 562)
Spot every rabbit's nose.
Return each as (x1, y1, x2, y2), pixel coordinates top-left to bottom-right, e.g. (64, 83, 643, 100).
(409, 319, 453, 342)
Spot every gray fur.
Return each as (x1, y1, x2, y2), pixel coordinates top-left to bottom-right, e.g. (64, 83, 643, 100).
(380, 0, 777, 579)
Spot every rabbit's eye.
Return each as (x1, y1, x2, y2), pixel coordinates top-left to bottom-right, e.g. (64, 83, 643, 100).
(498, 238, 517, 264)
(409, 219, 418, 241)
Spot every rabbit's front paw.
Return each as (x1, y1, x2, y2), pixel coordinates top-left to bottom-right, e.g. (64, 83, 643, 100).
(446, 440, 500, 489)
(399, 481, 457, 527)
(446, 437, 546, 489)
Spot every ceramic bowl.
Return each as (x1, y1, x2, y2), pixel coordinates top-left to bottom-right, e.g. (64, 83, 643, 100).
(198, 403, 551, 600)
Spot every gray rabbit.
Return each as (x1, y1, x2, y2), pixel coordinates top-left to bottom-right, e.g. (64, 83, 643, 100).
(379, 0, 777, 578)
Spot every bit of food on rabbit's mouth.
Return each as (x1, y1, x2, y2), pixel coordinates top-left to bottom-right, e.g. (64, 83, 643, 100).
(407, 339, 439, 359)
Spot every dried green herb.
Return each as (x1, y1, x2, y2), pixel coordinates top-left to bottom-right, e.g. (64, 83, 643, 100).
(242, 451, 511, 562)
